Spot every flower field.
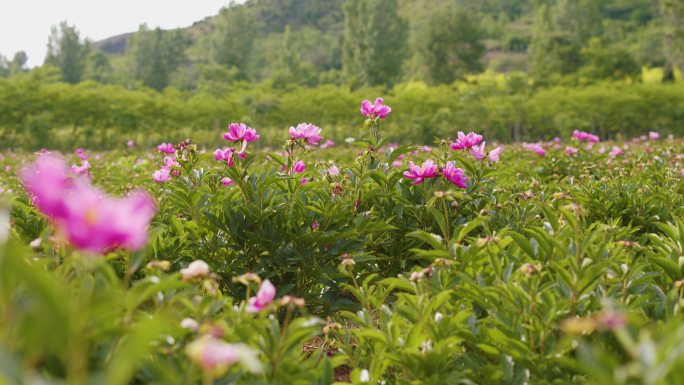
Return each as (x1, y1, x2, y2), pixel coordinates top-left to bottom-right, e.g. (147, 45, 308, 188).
(2, 99, 684, 384)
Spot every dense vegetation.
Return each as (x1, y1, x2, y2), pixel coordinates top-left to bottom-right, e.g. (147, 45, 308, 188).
(3, 103, 684, 383)
(0, 0, 683, 149)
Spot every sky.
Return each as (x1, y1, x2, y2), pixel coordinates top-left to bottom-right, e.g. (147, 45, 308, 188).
(0, 0, 234, 67)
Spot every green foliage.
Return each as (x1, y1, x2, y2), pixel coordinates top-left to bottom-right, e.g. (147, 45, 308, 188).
(45, 21, 89, 84)
(208, 4, 257, 78)
(342, 0, 409, 86)
(3, 121, 684, 383)
(422, 8, 485, 84)
(125, 25, 190, 91)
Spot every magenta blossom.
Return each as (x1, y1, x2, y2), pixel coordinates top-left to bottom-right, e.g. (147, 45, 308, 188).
(469, 142, 486, 160)
(246, 279, 276, 313)
(572, 130, 600, 143)
(157, 143, 175, 154)
(443, 162, 468, 188)
(450, 132, 484, 150)
(185, 336, 261, 374)
(489, 146, 504, 162)
(328, 165, 340, 176)
(320, 140, 335, 149)
(220, 177, 235, 187)
(75, 148, 88, 161)
(293, 161, 306, 174)
(649, 131, 660, 140)
(224, 123, 259, 143)
(127, 140, 135, 148)
(163, 156, 179, 169)
(523, 143, 546, 157)
(21, 154, 72, 218)
(565, 146, 578, 157)
(22, 155, 156, 253)
(609, 146, 623, 158)
(289, 123, 322, 145)
(360, 98, 391, 120)
(60, 183, 156, 253)
(403, 160, 438, 184)
(153, 168, 171, 183)
(71, 160, 90, 176)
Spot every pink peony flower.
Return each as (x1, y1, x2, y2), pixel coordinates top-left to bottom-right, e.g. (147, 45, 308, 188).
(157, 143, 175, 154)
(24, 156, 156, 253)
(469, 142, 486, 160)
(289, 123, 322, 145)
(320, 140, 335, 149)
(450, 131, 484, 150)
(489, 146, 503, 162)
(649, 131, 660, 140)
(220, 177, 235, 187)
(523, 143, 546, 157)
(224, 123, 259, 143)
(21, 154, 73, 218)
(564, 146, 578, 157)
(443, 162, 468, 188)
(127, 140, 136, 148)
(71, 160, 90, 176)
(360, 98, 391, 120)
(293, 161, 306, 174)
(58, 184, 156, 253)
(75, 148, 88, 161)
(328, 165, 339, 176)
(164, 156, 180, 169)
(572, 130, 600, 143)
(185, 336, 262, 374)
(609, 146, 623, 158)
(246, 279, 276, 313)
(403, 160, 438, 184)
(153, 168, 171, 183)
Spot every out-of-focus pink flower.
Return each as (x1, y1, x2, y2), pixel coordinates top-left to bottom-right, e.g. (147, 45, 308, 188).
(71, 160, 90, 176)
(58, 184, 156, 253)
(289, 123, 322, 145)
(224, 123, 259, 143)
(220, 177, 235, 187)
(443, 162, 468, 188)
(360, 98, 391, 120)
(185, 336, 262, 374)
(469, 142, 486, 160)
(22, 154, 72, 218)
(649, 131, 660, 140)
(609, 146, 623, 158)
(320, 140, 335, 149)
(300, 178, 308, 185)
(553, 137, 561, 143)
(422, 145, 432, 153)
(293, 161, 306, 174)
(246, 279, 276, 313)
(564, 146, 578, 157)
(311, 220, 319, 230)
(75, 148, 88, 161)
(157, 143, 175, 154)
(680, 169, 684, 176)
(153, 168, 171, 183)
(4, 165, 10, 172)
(328, 165, 339, 176)
(127, 140, 136, 148)
(450, 132, 483, 150)
(164, 156, 179, 169)
(489, 146, 503, 162)
(403, 160, 438, 184)
(181, 260, 211, 281)
(523, 143, 546, 157)
(572, 130, 599, 143)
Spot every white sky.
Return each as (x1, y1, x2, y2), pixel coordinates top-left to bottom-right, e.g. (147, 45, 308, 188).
(0, 0, 235, 67)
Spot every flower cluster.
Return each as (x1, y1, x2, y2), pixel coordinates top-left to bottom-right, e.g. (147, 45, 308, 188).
(403, 160, 469, 188)
(153, 144, 181, 183)
(572, 130, 600, 143)
(523, 143, 546, 157)
(450, 131, 503, 162)
(22, 154, 156, 253)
